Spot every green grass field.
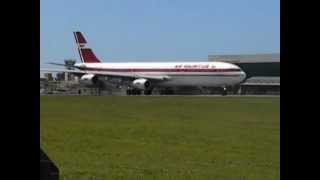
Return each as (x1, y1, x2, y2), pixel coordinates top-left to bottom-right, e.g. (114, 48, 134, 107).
(40, 96, 280, 180)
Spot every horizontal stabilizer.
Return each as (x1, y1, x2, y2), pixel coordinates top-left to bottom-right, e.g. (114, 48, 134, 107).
(48, 62, 77, 67)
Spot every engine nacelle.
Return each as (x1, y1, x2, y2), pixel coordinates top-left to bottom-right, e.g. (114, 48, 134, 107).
(132, 78, 151, 90)
(79, 74, 98, 86)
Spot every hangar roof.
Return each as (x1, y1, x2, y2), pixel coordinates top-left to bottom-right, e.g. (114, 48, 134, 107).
(208, 53, 280, 63)
(242, 76, 280, 86)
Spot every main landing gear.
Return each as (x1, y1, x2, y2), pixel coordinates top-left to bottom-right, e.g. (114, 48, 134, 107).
(126, 89, 141, 95)
(159, 88, 174, 95)
(144, 89, 153, 95)
(221, 87, 228, 96)
(126, 88, 153, 95)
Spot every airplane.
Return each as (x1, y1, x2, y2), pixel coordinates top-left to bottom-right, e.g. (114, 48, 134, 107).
(46, 31, 246, 95)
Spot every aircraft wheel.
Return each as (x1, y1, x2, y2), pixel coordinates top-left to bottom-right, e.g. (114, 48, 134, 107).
(126, 89, 132, 95)
(221, 87, 227, 96)
(144, 89, 153, 95)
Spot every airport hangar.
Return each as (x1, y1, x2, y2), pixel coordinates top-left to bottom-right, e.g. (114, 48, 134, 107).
(40, 53, 280, 95)
(206, 53, 280, 95)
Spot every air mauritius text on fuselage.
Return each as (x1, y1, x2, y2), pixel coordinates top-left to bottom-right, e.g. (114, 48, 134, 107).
(174, 64, 214, 69)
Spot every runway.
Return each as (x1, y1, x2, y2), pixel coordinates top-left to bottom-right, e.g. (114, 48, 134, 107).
(41, 93, 279, 97)
(113, 94, 280, 98)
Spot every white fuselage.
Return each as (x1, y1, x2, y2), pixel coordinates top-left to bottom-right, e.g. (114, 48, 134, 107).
(75, 61, 246, 87)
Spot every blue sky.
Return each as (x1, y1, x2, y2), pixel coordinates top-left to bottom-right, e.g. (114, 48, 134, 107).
(41, 0, 279, 65)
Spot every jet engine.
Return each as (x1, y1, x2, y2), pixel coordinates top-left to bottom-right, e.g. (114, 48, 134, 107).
(132, 78, 151, 90)
(79, 74, 98, 86)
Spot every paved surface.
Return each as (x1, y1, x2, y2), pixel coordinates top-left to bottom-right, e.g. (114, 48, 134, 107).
(41, 94, 280, 97)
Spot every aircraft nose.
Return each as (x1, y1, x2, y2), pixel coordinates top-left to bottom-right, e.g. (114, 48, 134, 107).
(233, 64, 246, 82)
(239, 70, 246, 82)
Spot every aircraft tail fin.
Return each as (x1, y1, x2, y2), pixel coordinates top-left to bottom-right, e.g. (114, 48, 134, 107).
(73, 31, 101, 63)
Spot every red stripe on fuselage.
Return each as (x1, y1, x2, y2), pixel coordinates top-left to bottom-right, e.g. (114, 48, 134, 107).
(78, 67, 241, 73)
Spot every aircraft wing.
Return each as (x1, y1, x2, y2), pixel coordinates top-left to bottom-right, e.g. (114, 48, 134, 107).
(85, 70, 171, 80)
(41, 68, 84, 74)
(40, 68, 171, 81)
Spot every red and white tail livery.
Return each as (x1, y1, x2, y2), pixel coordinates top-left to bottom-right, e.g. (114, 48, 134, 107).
(74, 32, 101, 63)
